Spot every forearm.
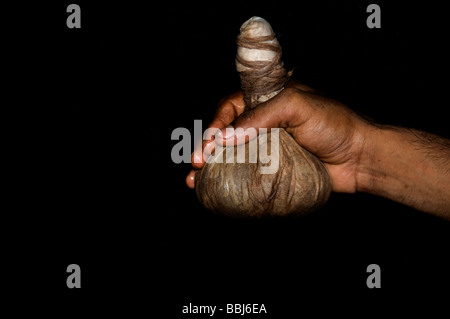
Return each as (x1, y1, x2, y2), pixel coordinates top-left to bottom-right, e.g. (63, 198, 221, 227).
(356, 124, 450, 219)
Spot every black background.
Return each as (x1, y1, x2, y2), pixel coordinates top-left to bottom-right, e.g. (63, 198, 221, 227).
(6, 0, 450, 317)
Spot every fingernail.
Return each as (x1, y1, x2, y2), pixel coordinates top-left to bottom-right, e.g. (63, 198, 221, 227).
(186, 171, 196, 189)
(220, 125, 235, 140)
(193, 153, 203, 164)
(203, 142, 215, 159)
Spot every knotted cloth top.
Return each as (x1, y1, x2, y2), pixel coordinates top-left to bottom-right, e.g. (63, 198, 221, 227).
(236, 32, 291, 109)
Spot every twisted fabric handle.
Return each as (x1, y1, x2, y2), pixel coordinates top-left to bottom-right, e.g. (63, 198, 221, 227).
(235, 17, 291, 109)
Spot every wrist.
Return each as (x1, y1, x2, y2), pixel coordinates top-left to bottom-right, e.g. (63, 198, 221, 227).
(355, 122, 387, 194)
(354, 123, 450, 216)
(355, 123, 415, 198)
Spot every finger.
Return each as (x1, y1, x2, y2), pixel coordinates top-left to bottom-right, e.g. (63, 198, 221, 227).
(186, 170, 196, 189)
(217, 91, 298, 146)
(209, 91, 246, 131)
(191, 130, 219, 169)
(191, 91, 245, 169)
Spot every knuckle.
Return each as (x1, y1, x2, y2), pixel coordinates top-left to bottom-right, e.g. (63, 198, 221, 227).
(281, 87, 302, 112)
(239, 108, 257, 124)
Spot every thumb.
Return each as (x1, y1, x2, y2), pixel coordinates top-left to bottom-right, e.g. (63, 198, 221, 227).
(217, 95, 291, 146)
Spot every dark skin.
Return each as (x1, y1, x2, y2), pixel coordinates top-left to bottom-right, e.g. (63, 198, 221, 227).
(187, 81, 450, 220)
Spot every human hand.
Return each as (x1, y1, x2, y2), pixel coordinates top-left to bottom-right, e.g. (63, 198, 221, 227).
(186, 81, 369, 193)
